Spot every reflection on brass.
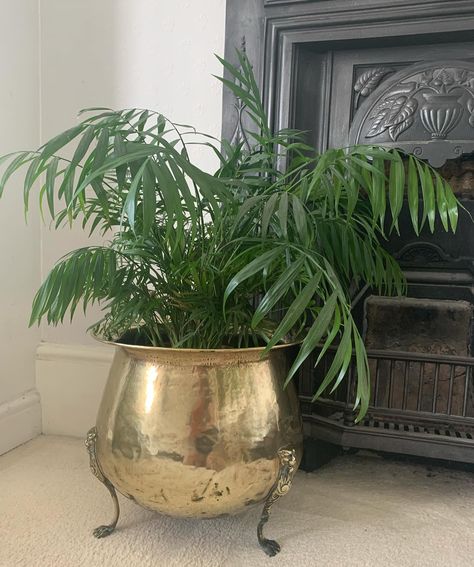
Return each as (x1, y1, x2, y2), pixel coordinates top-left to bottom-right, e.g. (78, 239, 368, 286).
(89, 341, 303, 553)
(257, 448, 297, 556)
(85, 427, 120, 538)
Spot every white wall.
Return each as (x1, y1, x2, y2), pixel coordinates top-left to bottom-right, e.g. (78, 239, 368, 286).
(37, 0, 226, 434)
(40, 0, 226, 346)
(0, 0, 42, 453)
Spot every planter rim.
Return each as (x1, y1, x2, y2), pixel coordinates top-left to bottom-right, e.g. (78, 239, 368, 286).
(91, 332, 297, 358)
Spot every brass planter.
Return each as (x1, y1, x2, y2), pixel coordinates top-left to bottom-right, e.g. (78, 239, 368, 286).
(85, 341, 303, 556)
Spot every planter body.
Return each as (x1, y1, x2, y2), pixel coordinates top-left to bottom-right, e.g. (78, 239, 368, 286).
(95, 343, 303, 518)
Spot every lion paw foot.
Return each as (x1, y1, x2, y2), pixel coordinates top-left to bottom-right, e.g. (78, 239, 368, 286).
(259, 538, 281, 557)
(93, 525, 115, 539)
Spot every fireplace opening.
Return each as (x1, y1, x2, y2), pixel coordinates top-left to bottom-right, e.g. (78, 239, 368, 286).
(364, 296, 474, 418)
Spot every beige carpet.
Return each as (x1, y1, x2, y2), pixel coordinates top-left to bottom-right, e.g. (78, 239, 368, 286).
(0, 436, 473, 567)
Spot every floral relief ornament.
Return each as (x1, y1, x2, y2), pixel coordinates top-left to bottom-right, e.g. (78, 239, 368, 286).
(365, 67, 474, 141)
(353, 67, 394, 107)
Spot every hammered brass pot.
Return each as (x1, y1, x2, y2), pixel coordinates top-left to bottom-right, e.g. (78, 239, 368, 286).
(85, 341, 303, 556)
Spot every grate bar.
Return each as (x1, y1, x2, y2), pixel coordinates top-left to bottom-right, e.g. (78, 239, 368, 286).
(388, 359, 394, 408)
(417, 362, 424, 411)
(447, 365, 455, 415)
(463, 366, 471, 417)
(374, 359, 380, 406)
(402, 361, 409, 411)
(432, 363, 440, 414)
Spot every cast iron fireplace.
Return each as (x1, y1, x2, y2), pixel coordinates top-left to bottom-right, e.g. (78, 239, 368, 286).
(224, 0, 474, 464)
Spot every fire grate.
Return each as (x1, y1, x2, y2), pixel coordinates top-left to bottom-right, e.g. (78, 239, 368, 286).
(323, 411, 474, 440)
(360, 417, 474, 439)
(299, 348, 474, 463)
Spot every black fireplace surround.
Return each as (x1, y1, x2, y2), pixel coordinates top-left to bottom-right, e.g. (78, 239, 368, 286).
(223, 0, 474, 465)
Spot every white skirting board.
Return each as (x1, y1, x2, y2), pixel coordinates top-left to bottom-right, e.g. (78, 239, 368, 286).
(36, 342, 113, 438)
(0, 389, 42, 455)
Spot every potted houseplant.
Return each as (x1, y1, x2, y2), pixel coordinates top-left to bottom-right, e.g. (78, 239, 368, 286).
(0, 52, 460, 556)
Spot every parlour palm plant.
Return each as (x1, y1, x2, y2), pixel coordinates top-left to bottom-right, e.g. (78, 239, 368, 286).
(0, 51, 460, 419)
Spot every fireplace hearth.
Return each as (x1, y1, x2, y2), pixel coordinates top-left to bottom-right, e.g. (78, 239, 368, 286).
(224, 0, 474, 464)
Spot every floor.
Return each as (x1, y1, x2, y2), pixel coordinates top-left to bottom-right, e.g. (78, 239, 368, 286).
(0, 436, 472, 567)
